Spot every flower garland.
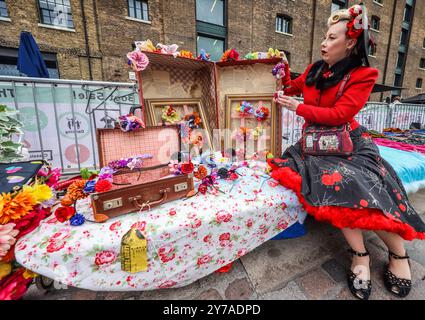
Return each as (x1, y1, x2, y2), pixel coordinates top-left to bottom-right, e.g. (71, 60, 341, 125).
(161, 105, 181, 123)
(255, 106, 270, 122)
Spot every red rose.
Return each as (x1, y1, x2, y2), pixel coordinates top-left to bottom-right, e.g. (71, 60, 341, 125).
(219, 233, 231, 241)
(94, 250, 117, 266)
(197, 255, 212, 265)
(203, 234, 212, 242)
(191, 218, 202, 229)
(246, 219, 253, 228)
(198, 184, 208, 194)
(181, 162, 194, 174)
(46, 241, 66, 253)
(54, 206, 75, 223)
(277, 219, 289, 230)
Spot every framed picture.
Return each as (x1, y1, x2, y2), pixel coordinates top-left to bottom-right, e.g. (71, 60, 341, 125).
(225, 94, 277, 160)
(144, 98, 213, 156)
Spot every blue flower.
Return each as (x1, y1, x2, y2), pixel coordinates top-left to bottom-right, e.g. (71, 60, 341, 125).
(70, 213, 85, 226)
(83, 179, 97, 194)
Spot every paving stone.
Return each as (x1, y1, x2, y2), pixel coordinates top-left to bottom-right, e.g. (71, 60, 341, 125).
(296, 268, 338, 300)
(321, 258, 347, 283)
(240, 220, 339, 295)
(408, 190, 425, 214)
(138, 281, 201, 300)
(224, 278, 254, 300)
(195, 288, 223, 300)
(259, 281, 308, 300)
(69, 289, 98, 300)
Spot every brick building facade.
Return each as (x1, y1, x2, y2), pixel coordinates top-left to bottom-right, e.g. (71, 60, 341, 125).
(0, 0, 424, 100)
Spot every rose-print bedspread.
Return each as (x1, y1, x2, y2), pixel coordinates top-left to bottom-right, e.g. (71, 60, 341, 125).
(14, 166, 306, 291)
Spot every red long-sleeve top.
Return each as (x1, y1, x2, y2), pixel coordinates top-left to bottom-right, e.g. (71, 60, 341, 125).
(283, 64, 379, 130)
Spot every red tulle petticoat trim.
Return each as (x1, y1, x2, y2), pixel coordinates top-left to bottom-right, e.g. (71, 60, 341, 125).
(268, 160, 425, 241)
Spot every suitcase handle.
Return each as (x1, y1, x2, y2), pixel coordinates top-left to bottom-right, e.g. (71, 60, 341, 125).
(129, 188, 170, 211)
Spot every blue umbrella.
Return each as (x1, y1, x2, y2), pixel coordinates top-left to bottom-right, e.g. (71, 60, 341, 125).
(17, 31, 50, 78)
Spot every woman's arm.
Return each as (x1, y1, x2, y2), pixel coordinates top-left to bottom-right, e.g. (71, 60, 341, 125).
(295, 67, 378, 126)
(281, 64, 313, 96)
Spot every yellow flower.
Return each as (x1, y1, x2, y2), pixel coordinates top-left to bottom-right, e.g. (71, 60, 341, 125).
(0, 263, 12, 281)
(23, 269, 38, 279)
(22, 184, 52, 203)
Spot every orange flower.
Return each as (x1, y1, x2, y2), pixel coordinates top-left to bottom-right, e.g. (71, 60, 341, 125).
(0, 192, 37, 225)
(67, 180, 88, 202)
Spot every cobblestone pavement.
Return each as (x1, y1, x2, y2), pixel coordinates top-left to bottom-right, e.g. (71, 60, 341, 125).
(23, 190, 425, 300)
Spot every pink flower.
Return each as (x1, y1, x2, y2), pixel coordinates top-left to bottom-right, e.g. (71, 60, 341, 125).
(246, 219, 253, 228)
(157, 280, 177, 289)
(215, 210, 232, 223)
(127, 50, 149, 71)
(197, 254, 212, 265)
(237, 249, 247, 257)
(191, 218, 202, 229)
(94, 250, 117, 266)
(131, 221, 147, 232)
(219, 233, 231, 241)
(203, 234, 212, 243)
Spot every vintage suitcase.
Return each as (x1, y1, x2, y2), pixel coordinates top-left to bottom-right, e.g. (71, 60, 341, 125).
(90, 125, 194, 222)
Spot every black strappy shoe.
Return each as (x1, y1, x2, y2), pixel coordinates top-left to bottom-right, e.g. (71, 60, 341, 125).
(383, 251, 412, 298)
(347, 248, 372, 300)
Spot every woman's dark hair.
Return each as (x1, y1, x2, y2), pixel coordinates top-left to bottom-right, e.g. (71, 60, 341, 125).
(305, 27, 372, 91)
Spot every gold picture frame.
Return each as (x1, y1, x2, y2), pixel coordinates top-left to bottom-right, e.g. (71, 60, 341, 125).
(225, 94, 277, 160)
(145, 98, 213, 155)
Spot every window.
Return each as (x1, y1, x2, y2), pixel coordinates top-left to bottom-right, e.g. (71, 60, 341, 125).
(196, 0, 224, 26)
(0, 47, 59, 78)
(282, 50, 291, 65)
(400, 28, 409, 46)
(420, 58, 425, 69)
(371, 16, 380, 31)
(423, 38, 425, 48)
(195, 0, 226, 61)
(396, 52, 405, 69)
(0, 0, 8, 17)
(128, 0, 149, 21)
(416, 78, 423, 89)
(403, 4, 412, 23)
(394, 74, 402, 87)
(276, 15, 292, 34)
(331, 0, 347, 12)
(197, 35, 224, 62)
(368, 43, 377, 56)
(38, 0, 74, 28)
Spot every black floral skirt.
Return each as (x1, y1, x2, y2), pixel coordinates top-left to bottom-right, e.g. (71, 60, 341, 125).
(268, 125, 425, 241)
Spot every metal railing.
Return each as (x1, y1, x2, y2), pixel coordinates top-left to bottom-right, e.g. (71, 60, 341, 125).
(1, 75, 424, 174)
(0, 75, 139, 174)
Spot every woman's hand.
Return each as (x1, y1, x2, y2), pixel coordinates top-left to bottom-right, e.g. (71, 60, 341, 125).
(274, 94, 300, 112)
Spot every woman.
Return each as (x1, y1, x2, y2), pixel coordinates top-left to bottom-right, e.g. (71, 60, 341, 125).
(270, 4, 425, 300)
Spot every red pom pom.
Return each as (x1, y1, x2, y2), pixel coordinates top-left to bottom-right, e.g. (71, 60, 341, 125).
(55, 206, 75, 223)
(95, 179, 113, 193)
(198, 184, 207, 195)
(181, 162, 194, 174)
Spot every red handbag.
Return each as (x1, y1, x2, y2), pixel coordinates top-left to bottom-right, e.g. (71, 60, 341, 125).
(301, 72, 354, 156)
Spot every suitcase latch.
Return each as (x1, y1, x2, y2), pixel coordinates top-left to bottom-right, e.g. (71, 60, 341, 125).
(174, 182, 188, 192)
(103, 197, 123, 211)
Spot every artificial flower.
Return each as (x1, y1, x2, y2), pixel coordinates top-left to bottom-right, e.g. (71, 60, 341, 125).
(80, 168, 98, 180)
(272, 62, 286, 80)
(168, 160, 181, 175)
(194, 165, 208, 180)
(0, 263, 12, 281)
(0, 192, 37, 225)
(236, 101, 254, 117)
(0, 268, 32, 300)
(190, 131, 204, 147)
(66, 180, 88, 202)
(184, 112, 202, 129)
(198, 184, 208, 195)
(119, 114, 145, 132)
(98, 167, 114, 182)
(156, 43, 179, 57)
(22, 184, 53, 204)
(197, 49, 211, 61)
(60, 195, 74, 207)
(346, 19, 363, 39)
(13, 207, 51, 240)
(22, 269, 38, 279)
(135, 39, 156, 52)
(37, 167, 61, 187)
(252, 126, 264, 140)
(127, 50, 150, 72)
(54, 206, 75, 223)
(255, 106, 270, 121)
(83, 180, 97, 194)
(95, 179, 113, 193)
(179, 50, 194, 59)
(161, 106, 181, 123)
(267, 48, 281, 58)
(181, 162, 194, 174)
(70, 214, 85, 226)
(221, 48, 239, 62)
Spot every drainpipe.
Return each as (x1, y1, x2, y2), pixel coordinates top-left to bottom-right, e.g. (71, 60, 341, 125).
(309, 0, 317, 64)
(380, 0, 397, 101)
(80, 0, 93, 80)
